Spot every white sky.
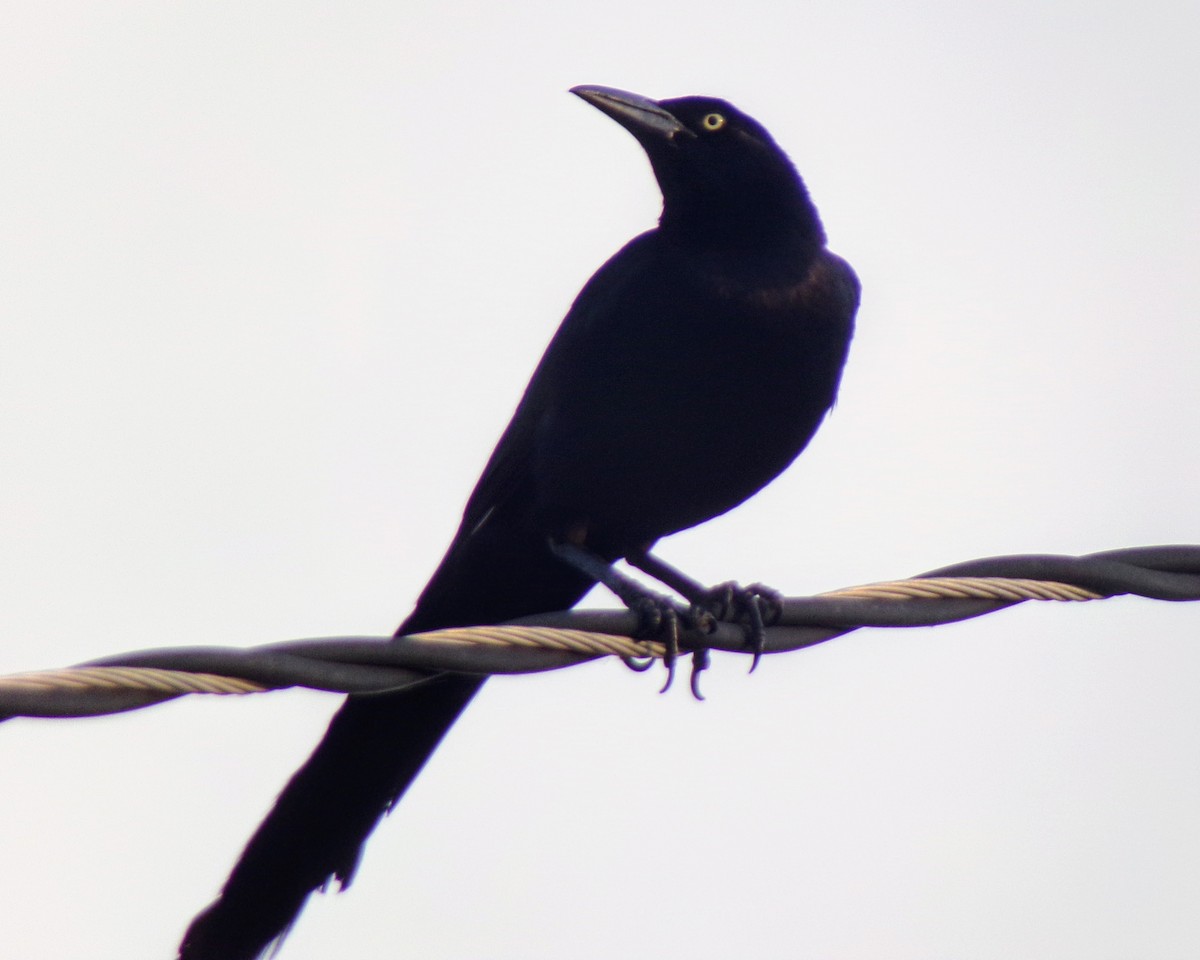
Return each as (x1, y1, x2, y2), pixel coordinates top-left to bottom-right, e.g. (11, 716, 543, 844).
(2, 2, 1199, 958)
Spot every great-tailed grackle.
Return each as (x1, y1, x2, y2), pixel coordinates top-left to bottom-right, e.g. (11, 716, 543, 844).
(179, 85, 859, 959)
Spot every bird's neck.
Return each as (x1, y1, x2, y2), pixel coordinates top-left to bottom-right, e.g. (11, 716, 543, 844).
(658, 182, 826, 255)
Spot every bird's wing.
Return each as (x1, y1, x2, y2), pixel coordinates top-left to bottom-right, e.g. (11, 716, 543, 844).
(453, 230, 661, 545)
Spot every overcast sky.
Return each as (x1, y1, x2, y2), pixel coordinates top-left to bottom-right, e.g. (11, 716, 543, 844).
(2, 2, 1199, 958)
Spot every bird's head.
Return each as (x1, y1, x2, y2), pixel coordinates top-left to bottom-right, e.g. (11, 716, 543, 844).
(571, 85, 822, 249)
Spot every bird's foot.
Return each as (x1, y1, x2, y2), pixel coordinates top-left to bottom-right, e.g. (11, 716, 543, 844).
(691, 581, 782, 672)
(626, 592, 714, 697)
(624, 549, 780, 669)
(549, 539, 713, 694)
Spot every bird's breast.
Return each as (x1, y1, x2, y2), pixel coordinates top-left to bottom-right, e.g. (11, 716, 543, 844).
(707, 249, 859, 323)
(533, 253, 855, 549)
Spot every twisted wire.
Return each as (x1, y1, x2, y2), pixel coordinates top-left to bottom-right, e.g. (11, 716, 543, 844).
(3, 544, 1197, 720)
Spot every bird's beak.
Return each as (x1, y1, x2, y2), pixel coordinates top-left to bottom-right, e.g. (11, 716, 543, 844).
(570, 85, 695, 142)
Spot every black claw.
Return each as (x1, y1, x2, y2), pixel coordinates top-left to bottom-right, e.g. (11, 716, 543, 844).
(745, 592, 767, 673)
(746, 582, 784, 625)
(619, 654, 655, 672)
(618, 592, 684, 692)
(689, 648, 710, 700)
(692, 580, 781, 671)
(657, 608, 680, 694)
(703, 581, 737, 621)
(740, 583, 783, 672)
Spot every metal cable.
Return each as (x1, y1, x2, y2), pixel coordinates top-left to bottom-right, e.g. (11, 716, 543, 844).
(3, 544, 1197, 720)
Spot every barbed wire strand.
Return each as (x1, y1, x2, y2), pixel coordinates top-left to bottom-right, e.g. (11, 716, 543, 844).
(3, 544, 1198, 720)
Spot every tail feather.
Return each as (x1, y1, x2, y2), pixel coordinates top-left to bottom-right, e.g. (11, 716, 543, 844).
(179, 676, 482, 960)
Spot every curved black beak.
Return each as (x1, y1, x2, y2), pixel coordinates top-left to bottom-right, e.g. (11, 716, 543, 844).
(570, 85, 695, 142)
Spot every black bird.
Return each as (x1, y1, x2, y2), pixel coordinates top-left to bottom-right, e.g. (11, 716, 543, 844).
(179, 85, 859, 959)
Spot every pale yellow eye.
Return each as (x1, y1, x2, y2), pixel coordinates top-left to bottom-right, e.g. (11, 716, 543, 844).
(701, 112, 726, 131)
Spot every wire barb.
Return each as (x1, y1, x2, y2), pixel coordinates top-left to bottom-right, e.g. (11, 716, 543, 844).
(3, 544, 1198, 720)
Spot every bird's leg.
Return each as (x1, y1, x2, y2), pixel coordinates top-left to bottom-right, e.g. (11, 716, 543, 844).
(547, 539, 679, 627)
(548, 539, 690, 692)
(626, 549, 783, 673)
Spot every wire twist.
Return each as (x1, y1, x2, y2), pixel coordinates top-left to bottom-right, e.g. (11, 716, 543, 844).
(3, 544, 1197, 720)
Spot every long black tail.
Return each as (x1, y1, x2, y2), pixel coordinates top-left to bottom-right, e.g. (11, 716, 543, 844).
(178, 518, 595, 959)
(178, 678, 482, 959)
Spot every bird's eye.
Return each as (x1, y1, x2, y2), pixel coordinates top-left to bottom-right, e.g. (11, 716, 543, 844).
(701, 113, 726, 131)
